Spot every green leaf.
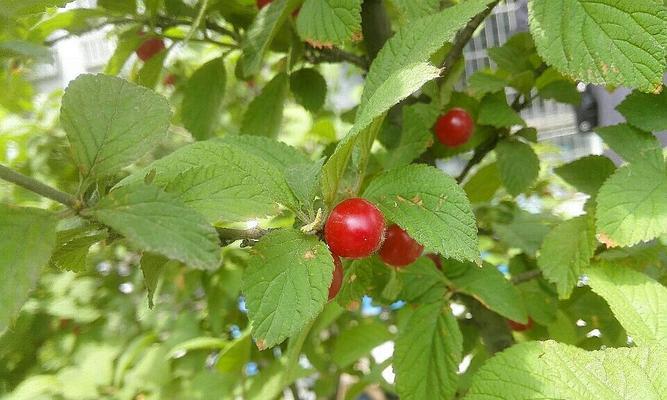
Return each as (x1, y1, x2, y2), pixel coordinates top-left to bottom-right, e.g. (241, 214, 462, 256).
(595, 124, 664, 172)
(399, 258, 448, 304)
(517, 279, 558, 326)
(240, 0, 295, 78)
(60, 74, 171, 182)
(496, 139, 539, 196)
(463, 162, 501, 203)
(89, 183, 220, 270)
(467, 70, 507, 97)
(554, 155, 617, 195)
(296, 0, 362, 46)
(487, 32, 537, 75)
(136, 49, 167, 89)
(0, 0, 73, 17)
(394, 302, 462, 400)
(140, 253, 168, 309)
(363, 164, 479, 263)
(182, 57, 227, 140)
(242, 229, 333, 349)
(392, 0, 440, 25)
(361, 0, 492, 105)
(0, 40, 53, 62)
(477, 92, 525, 128)
(332, 320, 393, 368)
(104, 28, 144, 75)
(118, 141, 296, 222)
(0, 205, 56, 331)
(538, 80, 582, 104)
(493, 209, 553, 256)
(337, 256, 392, 307)
(321, 62, 440, 205)
(596, 162, 667, 247)
(285, 159, 324, 212)
(466, 341, 667, 399)
(617, 89, 667, 132)
(50, 230, 106, 272)
(587, 263, 667, 347)
(28, 8, 107, 42)
(381, 103, 439, 170)
(444, 260, 528, 323)
(217, 135, 310, 170)
(528, 0, 667, 93)
(289, 68, 327, 113)
(537, 215, 596, 299)
(241, 73, 289, 137)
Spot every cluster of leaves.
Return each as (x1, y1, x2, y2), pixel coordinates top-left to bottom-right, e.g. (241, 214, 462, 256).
(1, 0, 667, 399)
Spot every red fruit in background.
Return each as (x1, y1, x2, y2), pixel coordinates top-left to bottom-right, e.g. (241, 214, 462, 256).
(379, 224, 424, 267)
(256, 0, 272, 9)
(136, 37, 165, 61)
(324, 198, 385, 258)
(163, 74, 176, 86)
(426, 253, 443, 270)
(328, 254, 344, 301)
(434, 107, 474, 147)
(508, 318, 533, 332)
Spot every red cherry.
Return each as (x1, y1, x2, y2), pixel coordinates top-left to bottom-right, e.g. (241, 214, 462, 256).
(136, 37, 165, 61)
(426, 253, 442, 270)
(163, 74, 176, 86)
(256, 0, 272, 9)
(328, 254, 343, 301)
(379, 224, 424, 267)
(508, 317, 533, 332)
(324, 198, 385, 258)
(434, 107, 474, 147)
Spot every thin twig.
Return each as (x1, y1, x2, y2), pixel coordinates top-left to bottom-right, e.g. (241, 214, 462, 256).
(439, 0, 501, 81)
(511, 269, 542, 284)
(215, 227, 273, 246)
(304, 45, 369, 70)
(0, 164, 79, 209)
(455, 133, 501, 183)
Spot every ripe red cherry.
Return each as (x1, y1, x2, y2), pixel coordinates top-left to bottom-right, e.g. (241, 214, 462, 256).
(434, 107, 474, 147)
(508, 317, 533, 332)
(426, 253, 442, 270)
(136, 37, 165, 61)
(324, 198, 385, 258)
(256, 0, 272, 9)
(328, 254, 344, 301)
(379, 224, 424, 267)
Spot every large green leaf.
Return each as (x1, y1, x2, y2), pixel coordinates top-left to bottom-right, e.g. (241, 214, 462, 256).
(496, 139, 539, 196)
(336, 256, 392, 308)
(289, 68, 327, 113)
(216, 135, 310, 171)
(363, 164, 479, 263)
(617, 89, 667, 132)
(361, 0, 492, 105)
(444, 260, 528, 323)
(595, 124, 664, 172)
(554, 155, 617, 195)
(88, 183, 220, 270)
(240, 0, 296, 77)
(493, 209, 553, 256)
(537, 215, 597, 299)
(466, 341, 667, 399)
(242, 229, 333, 349)
(331, 320, 393, 368)
(463, 162, 501, 203)
(182, 57, 227, 140)
(117, 141, 296, 222)
(60, 74, 171, 182)
(0, 205, 56, 331)
(321, 63, 440, 205)
(241, 73, 289, 137)
(477, 92, 525, 128)
(529, 0, 667, 93)
(394, 302, 463, 400)
(381, 103, 439, 170)
(0, 0, 73, 16)
(296, 0, 362, 46)
(587, 264, 667, 347)
(596, 162, 667, 247)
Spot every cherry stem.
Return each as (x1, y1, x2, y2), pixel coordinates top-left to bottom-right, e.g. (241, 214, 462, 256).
(0, 164, 80, 209)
